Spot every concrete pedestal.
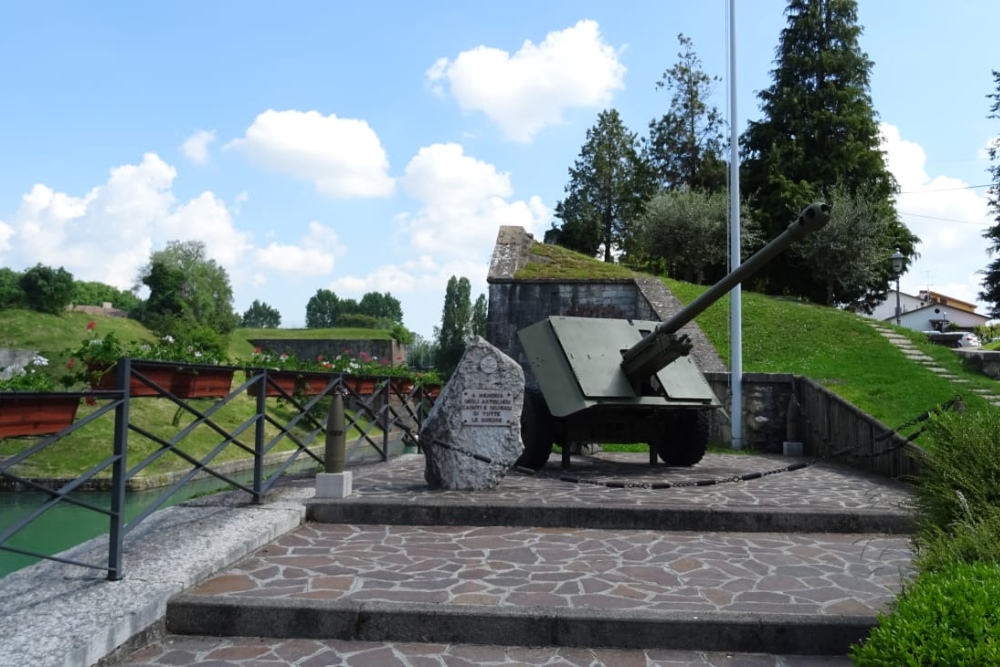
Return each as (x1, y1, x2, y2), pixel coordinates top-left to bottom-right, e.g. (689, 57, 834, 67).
(315, 471, 353, 498)
(783, 441, 804, 456)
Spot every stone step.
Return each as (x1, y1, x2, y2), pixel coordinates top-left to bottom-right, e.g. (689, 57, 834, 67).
(166, 523, 912, 656)
(123, 635, 853, 666)
(305, 454, 915, 535)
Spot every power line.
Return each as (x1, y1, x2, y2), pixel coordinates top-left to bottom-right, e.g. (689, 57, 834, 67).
(898, 210, 990, 225)
(898, 183, 993, 194)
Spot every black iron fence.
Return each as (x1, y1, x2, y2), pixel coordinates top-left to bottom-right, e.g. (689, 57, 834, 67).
(0, 359, 436, 580)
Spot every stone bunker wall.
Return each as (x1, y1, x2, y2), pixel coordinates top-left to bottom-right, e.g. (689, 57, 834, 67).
(485, 226, 725, 390)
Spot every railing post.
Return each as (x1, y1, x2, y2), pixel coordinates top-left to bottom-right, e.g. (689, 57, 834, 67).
(107, 357, 130, 580)
(324, 393, 346, 473)
(252, 369, 266, 504)
(381, 380, 389, 460)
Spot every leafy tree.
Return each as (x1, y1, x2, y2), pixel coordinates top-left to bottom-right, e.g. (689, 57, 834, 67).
(740, 0, 918, 300)
(794, 185, 913, 310)
(241, 300, 281, 328)
(358, 291, 403, 323)
(0, 268, 24, 310)
(305, 289, 341, 328)
(551, 109, 657, 262)
(471, 294, 488, 338)
(637, 190, 760, 284)
(647, 34, 728, 192)
(137, 240, 239, 334)
(979, 70, 1000, 317)
(72, 280, 142, 311)
(435, 276, 472, 378)
(19, 264, 75, 314)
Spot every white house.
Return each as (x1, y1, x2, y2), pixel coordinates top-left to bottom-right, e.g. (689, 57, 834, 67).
(869, 289, 988, 332)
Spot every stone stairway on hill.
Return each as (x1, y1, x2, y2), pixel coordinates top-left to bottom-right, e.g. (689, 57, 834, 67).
(867, 322, 1000, 407)
(123, 452, 916, 667)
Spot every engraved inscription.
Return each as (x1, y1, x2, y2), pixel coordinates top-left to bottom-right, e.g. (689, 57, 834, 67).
(461, 389, 516, 426)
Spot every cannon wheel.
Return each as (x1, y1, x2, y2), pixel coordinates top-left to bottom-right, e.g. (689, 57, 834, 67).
(655, 410, 709, 467)
(516, 390, 554, 469)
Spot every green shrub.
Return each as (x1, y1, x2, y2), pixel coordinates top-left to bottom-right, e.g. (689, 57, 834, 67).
(850, 561, 1000, 666)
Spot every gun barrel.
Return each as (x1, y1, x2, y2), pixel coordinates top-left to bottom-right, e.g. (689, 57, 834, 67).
(620, 202, 830, 382)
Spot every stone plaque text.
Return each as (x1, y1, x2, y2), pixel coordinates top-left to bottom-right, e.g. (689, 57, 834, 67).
(461, 389, 516, 426)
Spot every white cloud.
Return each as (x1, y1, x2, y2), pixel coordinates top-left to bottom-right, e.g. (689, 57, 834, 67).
(427, 20, 626, 142)
(254, 221, 344, 277)
(328, 143, 548, 337)
(180, 130, 217, 164)
(227, 110, 394, 198)
(398, 143, 548, 257)
(0, 153, 250, 291)
(880, 123, 993, 309)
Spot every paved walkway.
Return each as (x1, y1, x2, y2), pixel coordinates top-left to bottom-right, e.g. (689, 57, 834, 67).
(124, 637, 852, 666)
(121, 452, 915, 665)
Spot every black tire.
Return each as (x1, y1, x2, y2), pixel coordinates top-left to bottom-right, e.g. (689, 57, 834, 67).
(655, 410, 709, 466)
(516, 390, 555, 469)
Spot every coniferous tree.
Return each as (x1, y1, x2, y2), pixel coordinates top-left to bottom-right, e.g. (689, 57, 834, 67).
(550, 109, 657, 262)
(648, 34, 728, 192)
(740, 0, 918, 303)
(435, 276, 472, 378)
(978, 70, 1000, 317)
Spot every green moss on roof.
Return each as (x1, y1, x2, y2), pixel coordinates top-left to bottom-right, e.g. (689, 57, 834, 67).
(513, 242, 638, 280)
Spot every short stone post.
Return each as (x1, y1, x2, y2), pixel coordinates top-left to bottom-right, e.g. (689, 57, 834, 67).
(315, 392, 352, 497)
(782, 393, 804, 456)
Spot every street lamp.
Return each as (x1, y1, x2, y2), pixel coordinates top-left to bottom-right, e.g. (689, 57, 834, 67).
(891, 249, 905, 326)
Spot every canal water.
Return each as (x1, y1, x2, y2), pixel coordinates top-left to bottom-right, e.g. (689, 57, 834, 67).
(0, 459, 322, 578)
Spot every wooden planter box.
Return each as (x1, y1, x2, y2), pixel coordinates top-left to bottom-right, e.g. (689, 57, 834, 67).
(0, 392, 81, 438)
(90, 363, 235, 399)
(247, 371, 337, 398)
(342, 375, 379, 396)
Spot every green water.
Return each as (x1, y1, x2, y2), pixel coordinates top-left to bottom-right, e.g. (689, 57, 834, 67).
(0, 461, 318, 578)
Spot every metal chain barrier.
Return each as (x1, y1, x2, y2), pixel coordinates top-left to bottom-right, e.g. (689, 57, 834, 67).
(392, 394, 964, 491)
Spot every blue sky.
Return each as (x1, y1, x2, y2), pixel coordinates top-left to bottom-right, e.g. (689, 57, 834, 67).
(1, 1, 998, 339)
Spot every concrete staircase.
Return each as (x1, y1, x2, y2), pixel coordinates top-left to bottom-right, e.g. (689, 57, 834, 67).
(128, 453, 916, 666)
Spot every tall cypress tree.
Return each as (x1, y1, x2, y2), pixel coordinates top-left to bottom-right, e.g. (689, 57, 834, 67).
(978, 70, 1000, 317)
(435, 276, 472, 378)
(741, 0, 918, 304)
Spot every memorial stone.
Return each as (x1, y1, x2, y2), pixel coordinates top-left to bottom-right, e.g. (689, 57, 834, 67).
(420, 337, 524, 490)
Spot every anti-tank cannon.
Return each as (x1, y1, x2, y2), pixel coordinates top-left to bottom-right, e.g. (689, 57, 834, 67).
(515, 202, 831, 469)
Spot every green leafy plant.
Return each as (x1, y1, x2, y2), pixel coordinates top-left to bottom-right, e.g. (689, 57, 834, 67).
(64, 321, 229, 386)
(850, 561, 1000, 666)
(412, 369, 442, 386)
(0, 354, 56, 391)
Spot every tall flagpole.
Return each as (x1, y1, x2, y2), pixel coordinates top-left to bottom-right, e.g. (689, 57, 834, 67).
(728, 0, 743, 450)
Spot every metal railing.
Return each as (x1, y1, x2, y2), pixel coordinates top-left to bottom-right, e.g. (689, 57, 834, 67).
(0, 358, 436, 580)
